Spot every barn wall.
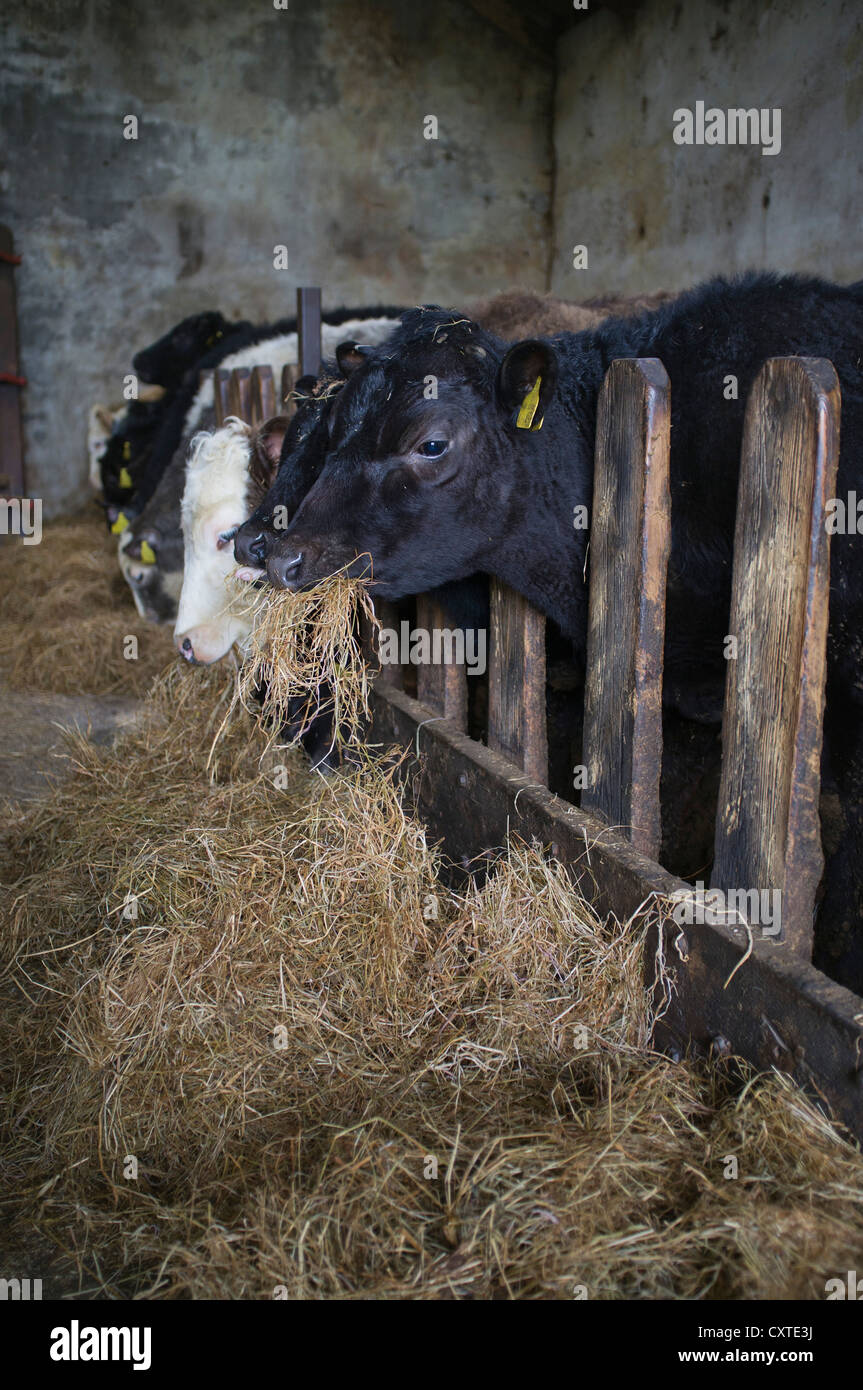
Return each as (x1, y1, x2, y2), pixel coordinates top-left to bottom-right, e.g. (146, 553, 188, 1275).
(550, 0, 863, 296)
(1, 0, 553, 517)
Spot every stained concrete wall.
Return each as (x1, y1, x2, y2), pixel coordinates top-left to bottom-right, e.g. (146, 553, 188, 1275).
(1, 0, 553, 516)
(551, 0, 863, 297)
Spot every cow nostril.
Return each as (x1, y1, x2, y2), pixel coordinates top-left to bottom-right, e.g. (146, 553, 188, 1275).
(235, 528, 269, 566)
(182, 637, 193, 653)
(270, 550, 304, 589)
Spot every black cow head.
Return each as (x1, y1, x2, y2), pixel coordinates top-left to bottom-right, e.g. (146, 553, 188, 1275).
(233, 369, 346, 569)
(261, 308, 559, 598)
(133, 311, 232, 389)
(99, 399, 166, 522)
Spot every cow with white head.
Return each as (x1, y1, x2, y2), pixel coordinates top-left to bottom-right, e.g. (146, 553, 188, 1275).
(174, 415, 288, 665)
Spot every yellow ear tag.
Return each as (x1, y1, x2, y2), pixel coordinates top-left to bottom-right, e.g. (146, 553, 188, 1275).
(140, 540, 157, 564)
(516, 375, 543, 431)
(111, 511, 129, 535)
(119, 466, 133, 488)
(123, 441, 132, 461)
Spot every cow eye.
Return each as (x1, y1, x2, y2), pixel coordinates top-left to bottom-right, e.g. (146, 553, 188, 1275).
(217, 528, 238, 550)
(417, 439, 449, 458)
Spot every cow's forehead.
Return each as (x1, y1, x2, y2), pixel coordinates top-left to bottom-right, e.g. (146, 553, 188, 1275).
(331, 335, 495, 444)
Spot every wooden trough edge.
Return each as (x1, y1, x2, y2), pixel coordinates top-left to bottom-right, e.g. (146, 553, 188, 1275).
(368, 681, 863, 1142)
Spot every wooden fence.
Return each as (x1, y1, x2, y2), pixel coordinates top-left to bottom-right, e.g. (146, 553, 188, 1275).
(214, 287, 863, 1138)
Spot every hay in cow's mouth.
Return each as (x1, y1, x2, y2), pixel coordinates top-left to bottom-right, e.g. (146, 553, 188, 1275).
(3, 666, 863, 1298)
(230, 566, 380, 754)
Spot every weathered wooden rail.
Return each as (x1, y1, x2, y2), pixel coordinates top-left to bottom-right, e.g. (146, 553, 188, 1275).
(219, 287, 863, 1139)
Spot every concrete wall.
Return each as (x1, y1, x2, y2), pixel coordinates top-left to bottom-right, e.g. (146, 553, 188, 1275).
(551, 0, 863, 297)
(1, 0, 553, 516)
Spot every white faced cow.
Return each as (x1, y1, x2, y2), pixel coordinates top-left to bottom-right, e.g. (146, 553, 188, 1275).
(174, 416, 286, 665)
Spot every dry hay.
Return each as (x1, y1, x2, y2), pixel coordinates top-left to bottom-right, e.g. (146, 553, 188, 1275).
(232, 570, 379, 750)
(0, 510, 175, 696)
(2, 670, 863, 1299)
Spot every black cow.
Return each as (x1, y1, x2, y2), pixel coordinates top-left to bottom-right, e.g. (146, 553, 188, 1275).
(133, 310, 236, 391)
(100, 396, 171, 526)
(246, 272, 863, 992)
(236, 354, 489, 633)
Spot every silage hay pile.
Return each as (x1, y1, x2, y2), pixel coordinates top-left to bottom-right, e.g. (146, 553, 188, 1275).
(233, 570, 378, 748)
(0, 510, 175, 696)
(3, 668, 863, 1299)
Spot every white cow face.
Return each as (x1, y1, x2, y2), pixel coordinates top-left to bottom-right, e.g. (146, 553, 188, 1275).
(175, 417, 285, 665)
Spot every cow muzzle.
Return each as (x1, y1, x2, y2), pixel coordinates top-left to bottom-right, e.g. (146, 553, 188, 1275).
(267, 548, 306, 591)
(234, 520, 272, 568)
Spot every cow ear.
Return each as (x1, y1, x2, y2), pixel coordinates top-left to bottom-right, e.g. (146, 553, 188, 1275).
(497, 340, 558, 431)
(125, 527, 161, 562)
(336, 341, 375, 377)
(250, 415, 290, 490)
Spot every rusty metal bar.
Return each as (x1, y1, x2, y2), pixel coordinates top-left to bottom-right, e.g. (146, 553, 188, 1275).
(0, 225, 24, 497)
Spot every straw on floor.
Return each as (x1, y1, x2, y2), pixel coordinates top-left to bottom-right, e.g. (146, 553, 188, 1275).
(0, 511, 175, 696)
(2, 666, 863, 1299)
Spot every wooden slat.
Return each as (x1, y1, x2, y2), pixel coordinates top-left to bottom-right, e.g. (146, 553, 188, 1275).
(413, 594, 468, 731)
(582, 357, 671, 860)
(250, 365, 276, 426)
(213, 369, 232, 428)
(281, 364, 295, 412)
(229, 366, 252, 423)
(711, 357, 840, 957)
(374, 599, 404, 692)
(0, 225, 24, 497)
(297, 287, 322, 378)
(488, 580, 547, 784)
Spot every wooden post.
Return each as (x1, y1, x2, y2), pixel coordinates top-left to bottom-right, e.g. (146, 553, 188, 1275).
(250, 365, 276, 426)
(582, 358, 671, 860)
(0, 225, 25, 498)
(711, 357, 840, 957)
(297, 287, 322, 378)
(213, 369, 232, 428)
(374, 599, 404, 692)
(413, 594, 469, 731)
(488, 581, 547, 784)
(228, 366, 252, 424)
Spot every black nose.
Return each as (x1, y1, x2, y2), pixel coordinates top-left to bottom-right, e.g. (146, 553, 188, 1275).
(268, 550, 304, 589)
(234, 524, 270, 567)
